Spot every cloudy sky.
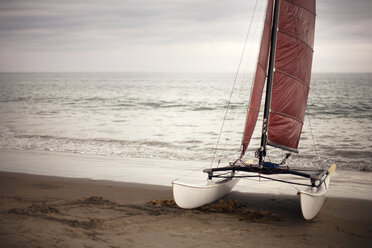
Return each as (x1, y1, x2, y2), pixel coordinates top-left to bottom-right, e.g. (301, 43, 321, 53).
(0, 0, 371, 73)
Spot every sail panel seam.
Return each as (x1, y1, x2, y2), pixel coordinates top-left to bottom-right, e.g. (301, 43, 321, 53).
(270, 111, 304, 124)
(278, 30, 314, 52)
(275, 69, 310, 88)
(285, 0, 316, 16)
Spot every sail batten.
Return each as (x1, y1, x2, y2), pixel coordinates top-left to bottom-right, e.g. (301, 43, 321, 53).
(286, 0, 316, 15)
(267, 141, 299, 153)
(270, 111, 304, 124)
(278, 30, 314, 52)
(275, 69, 310, 88)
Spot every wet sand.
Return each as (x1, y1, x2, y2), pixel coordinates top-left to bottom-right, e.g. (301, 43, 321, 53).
(0, 171, 371, 248)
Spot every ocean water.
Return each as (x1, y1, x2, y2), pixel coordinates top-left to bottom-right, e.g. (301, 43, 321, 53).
(0, 72, 371, 171)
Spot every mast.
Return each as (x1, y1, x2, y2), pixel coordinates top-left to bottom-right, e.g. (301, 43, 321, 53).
(259, 0, 280, 166)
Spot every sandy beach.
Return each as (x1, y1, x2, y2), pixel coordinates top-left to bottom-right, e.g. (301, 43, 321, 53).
(0, 170, 371, 248)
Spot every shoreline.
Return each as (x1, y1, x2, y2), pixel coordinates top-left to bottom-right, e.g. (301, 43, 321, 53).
(1, 148, 372, 200)
(0, 171, 371, 247)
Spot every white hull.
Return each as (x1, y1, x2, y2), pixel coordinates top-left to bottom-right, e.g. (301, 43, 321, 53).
(172, 178, 239, 209)
(173, 164, 335, 219)
(298, 164, 336, 220)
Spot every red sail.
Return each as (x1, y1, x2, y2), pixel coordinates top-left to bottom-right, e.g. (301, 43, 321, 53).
(241, 0, 274, 157)
(267, 0, 316, 152)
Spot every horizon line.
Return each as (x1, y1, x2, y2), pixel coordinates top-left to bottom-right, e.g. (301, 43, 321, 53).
(0, 71, 371, 74)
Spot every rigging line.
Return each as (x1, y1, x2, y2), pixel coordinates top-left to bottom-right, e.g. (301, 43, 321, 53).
(172, 170, 201, 182)
(215, 0, 262, 160)
(231, 0, 264, 154)
(306, 96, 322, 167)
(211, 0, 260, 168)
(289, 3, 321, 169)
(217, 0, 265, 164)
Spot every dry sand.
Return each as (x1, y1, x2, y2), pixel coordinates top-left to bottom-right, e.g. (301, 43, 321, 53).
(0, 172, 371, 248)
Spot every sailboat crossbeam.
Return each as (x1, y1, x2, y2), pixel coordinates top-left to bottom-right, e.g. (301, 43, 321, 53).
(203, 165, 328, 187)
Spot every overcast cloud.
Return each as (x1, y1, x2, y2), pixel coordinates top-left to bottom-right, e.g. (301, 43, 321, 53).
(0, 0, 371, 72)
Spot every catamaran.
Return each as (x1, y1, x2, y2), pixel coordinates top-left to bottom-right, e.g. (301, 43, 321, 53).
(172, 0, 336, 220)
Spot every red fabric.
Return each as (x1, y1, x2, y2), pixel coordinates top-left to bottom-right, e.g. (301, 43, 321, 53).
(286, 0, 316, 14)
(268, 0, 316, 151)
(241, 0, 274, 157)
(268, 113, 303, 149)
(278, 0, 316, 48)
(271, 72, 309, 121)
